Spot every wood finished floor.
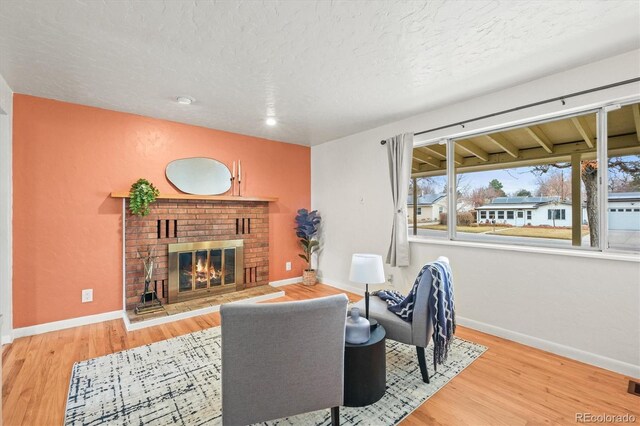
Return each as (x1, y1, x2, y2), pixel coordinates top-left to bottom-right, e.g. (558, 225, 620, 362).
(2, 283, 638, 425)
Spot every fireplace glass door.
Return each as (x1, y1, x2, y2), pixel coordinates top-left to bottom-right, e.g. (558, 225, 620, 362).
(168, 240, 244, 303)
(178, 248, 237, 293)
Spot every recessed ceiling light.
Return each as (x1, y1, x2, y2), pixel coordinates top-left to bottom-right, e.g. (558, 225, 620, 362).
(176, 96, 194, 105)
(265, 117, 277, 126)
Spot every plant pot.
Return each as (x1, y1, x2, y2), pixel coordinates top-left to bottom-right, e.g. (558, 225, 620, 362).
(303, 269, 317, 286)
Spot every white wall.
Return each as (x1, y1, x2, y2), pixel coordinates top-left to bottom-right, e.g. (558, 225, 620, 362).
(312, 50, 640, 377)
(407, 241, 639, 376)
(531, 205, 572, 227)
(0, 73, 13, 344)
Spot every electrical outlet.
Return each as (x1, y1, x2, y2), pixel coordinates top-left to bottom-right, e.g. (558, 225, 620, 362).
(285, 261, 292, 271)
(387, 274, 394, 285)
(82, 289, 93, 303)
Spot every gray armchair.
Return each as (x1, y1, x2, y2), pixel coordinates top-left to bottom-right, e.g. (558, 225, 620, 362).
(220, 294, 349, 426)
(353, 257, 449, 383)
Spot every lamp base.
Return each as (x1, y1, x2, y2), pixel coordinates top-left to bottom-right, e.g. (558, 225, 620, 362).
(369, 318, 378, 330)
(364, 283, 378, 330)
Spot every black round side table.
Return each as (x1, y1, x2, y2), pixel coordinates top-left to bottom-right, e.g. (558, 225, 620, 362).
(343, 325, 386, 407)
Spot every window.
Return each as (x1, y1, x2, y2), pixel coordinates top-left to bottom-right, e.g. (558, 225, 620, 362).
(548, 209, 566, 220)
(450, 110, 598, 248)
(606, 102, 640, 251)
(408, 143, 448, 238)
(410, 101, 639, 253)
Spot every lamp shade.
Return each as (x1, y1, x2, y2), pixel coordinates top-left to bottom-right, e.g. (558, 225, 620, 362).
(349, 254, 385, 284)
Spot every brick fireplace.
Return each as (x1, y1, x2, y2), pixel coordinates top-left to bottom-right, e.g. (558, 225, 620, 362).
(124, 197, 270, 311)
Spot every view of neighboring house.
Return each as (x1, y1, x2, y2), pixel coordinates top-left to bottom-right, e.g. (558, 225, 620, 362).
(407, 193, 447, 222)
(476, 196, 573, 227)
(608, 192, 640, 230)
(474, 193, 640, 229)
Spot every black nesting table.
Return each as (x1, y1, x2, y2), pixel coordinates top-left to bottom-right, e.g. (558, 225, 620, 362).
(343, 325, 386, 407)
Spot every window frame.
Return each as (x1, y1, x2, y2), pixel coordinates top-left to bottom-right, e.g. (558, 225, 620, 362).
(410, 95, 640, 255)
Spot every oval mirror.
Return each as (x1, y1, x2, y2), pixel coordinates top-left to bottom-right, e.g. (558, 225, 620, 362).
(166, 157, 232, 195)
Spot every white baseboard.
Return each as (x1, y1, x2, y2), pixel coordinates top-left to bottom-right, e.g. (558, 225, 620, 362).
(1, 333, 12, 345)
(318, 277, 365, 296)
(123, 290, 285, 331)
(10, 289, 287, 338)
(12, 310, 123, 340)
(269, 277, 303, 287)
(457, 316, 640, 378)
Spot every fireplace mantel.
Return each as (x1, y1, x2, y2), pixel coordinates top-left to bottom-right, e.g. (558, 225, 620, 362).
(111, 192, 278, 202)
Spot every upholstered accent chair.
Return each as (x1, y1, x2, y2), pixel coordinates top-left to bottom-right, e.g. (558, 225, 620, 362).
(353, 256, 450, 384)
(220, 294, 349, 426)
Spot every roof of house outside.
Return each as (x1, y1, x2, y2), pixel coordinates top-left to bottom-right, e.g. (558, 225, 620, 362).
(609, 192, 640, 201)
(476, 203, 541, 210)
(407, 193, 446, 206)
(490, 196, 560, 204)
(477, 196, 571, 210)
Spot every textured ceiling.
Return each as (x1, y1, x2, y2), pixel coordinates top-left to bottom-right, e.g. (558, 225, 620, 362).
(0, 1, 638, 146)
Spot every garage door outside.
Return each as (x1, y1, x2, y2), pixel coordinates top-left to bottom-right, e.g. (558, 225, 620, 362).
(608, 208, 640, 230)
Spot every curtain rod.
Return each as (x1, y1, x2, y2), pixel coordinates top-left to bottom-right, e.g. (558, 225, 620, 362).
(380, 77, 640, 145)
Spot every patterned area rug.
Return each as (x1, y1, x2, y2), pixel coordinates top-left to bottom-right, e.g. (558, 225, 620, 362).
(65, 327, 486, 425)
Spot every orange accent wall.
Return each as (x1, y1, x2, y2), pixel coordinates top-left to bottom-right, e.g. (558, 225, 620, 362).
(12, 94, 310, 328)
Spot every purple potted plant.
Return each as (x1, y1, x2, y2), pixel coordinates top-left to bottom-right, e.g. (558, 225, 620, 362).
(295, 208, 321, 285)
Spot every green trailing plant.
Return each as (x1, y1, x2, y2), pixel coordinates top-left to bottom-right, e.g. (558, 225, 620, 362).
(129, 178, 160, 216)
(295, 208, 321, 271)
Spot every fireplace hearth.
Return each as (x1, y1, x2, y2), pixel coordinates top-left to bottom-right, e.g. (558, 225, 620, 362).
(168, 240, 244, 304)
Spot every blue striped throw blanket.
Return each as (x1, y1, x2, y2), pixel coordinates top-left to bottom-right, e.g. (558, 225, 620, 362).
(375, 260, 455, 366)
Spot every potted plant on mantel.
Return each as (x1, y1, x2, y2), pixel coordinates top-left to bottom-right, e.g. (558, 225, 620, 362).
(295, 208, 321, 286)
(129, 178, 160, 216)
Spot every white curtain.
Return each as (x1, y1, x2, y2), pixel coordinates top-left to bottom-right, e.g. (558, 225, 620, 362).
(385, 133, 413, 267)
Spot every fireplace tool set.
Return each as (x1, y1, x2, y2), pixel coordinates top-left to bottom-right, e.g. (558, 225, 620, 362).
(135, 246, 163, 315)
